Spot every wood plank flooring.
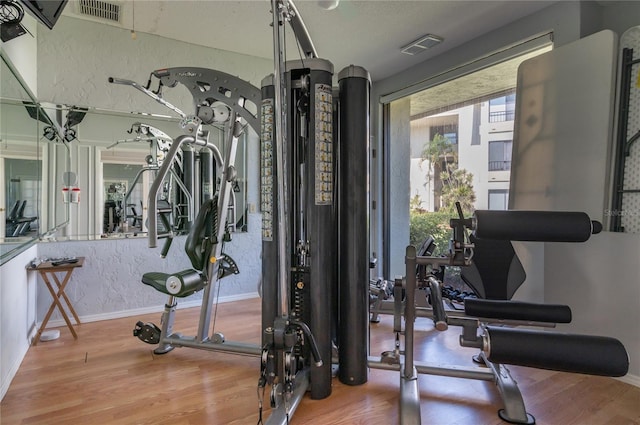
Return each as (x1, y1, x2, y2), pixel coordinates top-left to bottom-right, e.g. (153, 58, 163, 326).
(2, 297, 639, 424)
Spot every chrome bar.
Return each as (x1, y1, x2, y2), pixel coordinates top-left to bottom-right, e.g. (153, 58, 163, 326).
(108, 77, 186, 118)
(147, 134, 194, 248)
(272, 0, 291, 317)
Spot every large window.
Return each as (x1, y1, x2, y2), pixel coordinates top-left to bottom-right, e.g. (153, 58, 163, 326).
(488, 140, 512, 171)
(383, 42, 552, 278)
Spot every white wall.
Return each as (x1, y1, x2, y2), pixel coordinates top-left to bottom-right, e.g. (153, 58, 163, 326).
(545, 232, 640, 381)
(0, 14, 39, 96)
(1, 245, 37, 400)
(36, 17, 272, 113)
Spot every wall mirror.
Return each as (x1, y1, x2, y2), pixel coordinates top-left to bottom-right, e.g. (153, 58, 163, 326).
(1, 52, 70, 264)
(1, 53, 249, 261)
(57, 105, 249, 241)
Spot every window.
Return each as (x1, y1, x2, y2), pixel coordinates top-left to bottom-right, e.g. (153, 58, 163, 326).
(488, 93, 516, 122)
(430, 123, 458, 145)
(488, 140, 512, 171)
(382, 41, 552, 278)
(488, 189, 509, 210)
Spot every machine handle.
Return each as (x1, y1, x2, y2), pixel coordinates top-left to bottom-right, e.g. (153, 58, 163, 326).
(485, 326, 629, 377)
(473, 210, 601, 242)
(160, 236, 173, 259)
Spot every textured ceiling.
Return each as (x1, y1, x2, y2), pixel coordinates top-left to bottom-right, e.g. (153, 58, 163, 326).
(62, 0, 558, 82)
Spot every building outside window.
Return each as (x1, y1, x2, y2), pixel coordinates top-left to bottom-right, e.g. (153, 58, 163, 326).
(488, 93, 516, 122)
(488, 189, 509, 210)
(430, 123, 458, 145)
(488, 140, 513, 171)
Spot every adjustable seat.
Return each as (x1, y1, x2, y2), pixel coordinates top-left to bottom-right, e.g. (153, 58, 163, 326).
(142, 198, 239, 298)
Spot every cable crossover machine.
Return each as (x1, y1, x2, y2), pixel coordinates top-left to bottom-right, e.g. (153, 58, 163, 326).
(110, 1, 630, 424)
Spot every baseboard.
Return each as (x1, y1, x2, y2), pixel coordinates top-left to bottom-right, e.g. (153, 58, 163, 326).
(1, 341, 30, 400)
(43, 292, 260, 328)
(616, 373, 640, 388)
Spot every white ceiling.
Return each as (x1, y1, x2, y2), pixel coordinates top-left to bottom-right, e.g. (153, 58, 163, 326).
(62, 0, 558, 81)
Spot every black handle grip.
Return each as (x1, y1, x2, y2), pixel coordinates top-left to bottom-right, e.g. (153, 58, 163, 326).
(473, 210, 600, 242)
(485, 326, 629, 377)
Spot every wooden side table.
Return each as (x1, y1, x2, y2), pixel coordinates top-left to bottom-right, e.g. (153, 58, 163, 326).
(29, 257, 85, 345)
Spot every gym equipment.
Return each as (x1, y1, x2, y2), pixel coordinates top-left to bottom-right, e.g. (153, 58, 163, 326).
(106, 122, 189, 235)
(258, 1, 371, 422)
(368, 208, 629, 425)
(112, 4, 630, 425)
(112, 67, 262, 357)
(5, 199, 37, 237)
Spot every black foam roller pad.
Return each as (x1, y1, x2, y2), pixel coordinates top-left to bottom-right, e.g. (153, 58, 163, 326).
(485, 326, 629, 377)
(473, 210, 596, 242)
(465, 299, 572, 323)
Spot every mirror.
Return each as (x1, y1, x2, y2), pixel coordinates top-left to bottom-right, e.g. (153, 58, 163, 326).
(1, 52, 70, 263)
(1, 54, 250, 260)
(55, 106, 249, 241)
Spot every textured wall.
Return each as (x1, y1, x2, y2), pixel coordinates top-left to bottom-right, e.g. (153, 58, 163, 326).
(36, 227, 261, 322)
(36, 16, 272, 114)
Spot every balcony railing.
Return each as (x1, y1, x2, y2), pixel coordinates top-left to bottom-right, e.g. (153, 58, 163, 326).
(488, 110, 515, 123)
(488, 160, 511, 171)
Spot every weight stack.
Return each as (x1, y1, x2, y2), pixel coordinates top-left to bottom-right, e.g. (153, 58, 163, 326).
(260, 75, 279, 347)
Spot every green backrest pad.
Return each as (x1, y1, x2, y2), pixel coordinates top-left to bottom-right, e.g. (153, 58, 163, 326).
(185, 198, 218, 271)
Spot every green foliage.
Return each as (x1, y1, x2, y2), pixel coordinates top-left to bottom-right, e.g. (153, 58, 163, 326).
(422, 133, 457, 164)
(409, 132, 476, 255)
(409, 210, 452, 255)
(439, 165, 476, 215)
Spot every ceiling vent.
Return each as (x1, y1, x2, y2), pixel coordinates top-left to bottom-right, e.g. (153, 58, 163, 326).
(401, 34, 443, 55)
(77, 0, 121, 23)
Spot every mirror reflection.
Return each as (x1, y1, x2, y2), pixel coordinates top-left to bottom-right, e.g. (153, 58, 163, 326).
(1, 53, 250, 264)
(1, 53, 70, 262)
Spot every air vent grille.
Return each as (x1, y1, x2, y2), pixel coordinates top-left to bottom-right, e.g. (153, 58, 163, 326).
(78, 0, 121, 23)
(401, 34, 443, 56)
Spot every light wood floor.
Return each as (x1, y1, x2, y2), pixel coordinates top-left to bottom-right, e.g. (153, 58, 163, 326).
(2, 297, 639, 425)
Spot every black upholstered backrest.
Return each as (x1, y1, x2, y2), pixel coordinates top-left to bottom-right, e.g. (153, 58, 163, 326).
(185, 199, 217, 272)
(7, 200, 21, 220)
(461, 234, 526, 300)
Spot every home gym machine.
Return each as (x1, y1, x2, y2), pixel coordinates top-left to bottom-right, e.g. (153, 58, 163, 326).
(110, 67, 263, 356)
(257, 1, 371, 423)
(105, 122, 175, 234)
(368, 207, 629, 424)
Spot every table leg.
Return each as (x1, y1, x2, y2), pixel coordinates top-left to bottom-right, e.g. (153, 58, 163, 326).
(33, 271, 78, 345)
(51, 272, 82, 325)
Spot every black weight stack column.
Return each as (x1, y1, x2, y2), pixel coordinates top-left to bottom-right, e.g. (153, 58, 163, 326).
(260, 75, 279, 345)
(337, 65, 370, 386)
(286, 58, 335, 400)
